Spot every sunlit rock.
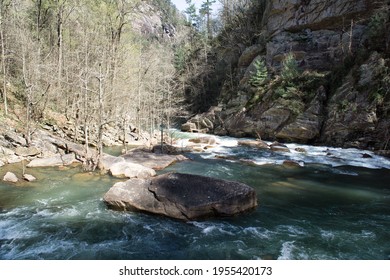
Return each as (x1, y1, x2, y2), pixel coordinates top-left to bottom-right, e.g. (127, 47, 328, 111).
(109, 161, 156, 179)
(181, 122, 196, 132)
(27, 153, 78, 168)
(188, 136, 217, 145)
(121, 150, 188, 170)
(23, 174, 37, 182)
(100, 154, 125, 170)
(238, 140, 269, 150)
(104, 172, 258, 221)
(3, 172, 18, 183)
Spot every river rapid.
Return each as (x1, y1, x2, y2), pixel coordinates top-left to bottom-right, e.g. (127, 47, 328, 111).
(1, 132, 389, 260)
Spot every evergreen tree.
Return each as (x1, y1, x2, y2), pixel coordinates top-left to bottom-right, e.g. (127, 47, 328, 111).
(199, 0, 216, 39)
(185, 0, 197, 27)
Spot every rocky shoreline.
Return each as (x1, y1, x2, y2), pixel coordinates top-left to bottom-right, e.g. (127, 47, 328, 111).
(0, 120, 260, 221)
(0, 116, 179, 182)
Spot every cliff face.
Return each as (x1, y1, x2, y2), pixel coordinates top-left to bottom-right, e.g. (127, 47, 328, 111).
(265, 0, 372, 71)
(183, 0, 390, 151)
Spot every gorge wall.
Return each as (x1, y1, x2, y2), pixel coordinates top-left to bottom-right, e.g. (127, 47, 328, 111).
(182, 0, 390, 152)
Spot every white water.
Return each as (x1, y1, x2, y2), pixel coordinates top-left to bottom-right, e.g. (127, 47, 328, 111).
(172, 130, 390, 170)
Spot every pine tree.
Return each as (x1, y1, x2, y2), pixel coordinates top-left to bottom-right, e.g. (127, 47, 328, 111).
(199, 0, 216, 39)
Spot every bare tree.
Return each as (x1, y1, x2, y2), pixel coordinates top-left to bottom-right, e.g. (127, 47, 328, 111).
(0, 0, 10, 116)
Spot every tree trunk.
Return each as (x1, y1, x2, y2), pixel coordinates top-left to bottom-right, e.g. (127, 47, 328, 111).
(137, 54, 142, 139)
(96, 63, 104, 169)
(57, 4, 64, 109)
(0, 6, 7, 115)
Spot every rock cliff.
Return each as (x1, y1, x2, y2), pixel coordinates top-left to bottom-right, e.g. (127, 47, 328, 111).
(182, 0, 389, 151)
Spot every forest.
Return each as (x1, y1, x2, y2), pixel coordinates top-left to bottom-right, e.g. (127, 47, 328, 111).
(1, 0, 390, 157)
(0, 0, 188, 166)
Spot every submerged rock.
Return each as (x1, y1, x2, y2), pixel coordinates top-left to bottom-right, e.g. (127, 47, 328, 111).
(188, 136, 217, 145)
(3, 172, 18, 183)
(270, 142, 290, 153)
(295, 147, 307, 153)
(283, 160, 302, 168)
(361, 153, 373, 159)
(103, 172, 258, 220)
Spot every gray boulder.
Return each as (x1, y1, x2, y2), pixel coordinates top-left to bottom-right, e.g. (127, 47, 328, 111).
(103, 172, 257, 220)
(181, 122, 196, 132)
(0, 146, 15, 156)
(4, 131, 27, 146)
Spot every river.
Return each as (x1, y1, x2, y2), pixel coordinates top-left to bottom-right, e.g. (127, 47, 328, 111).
(1, 132, 389, 259)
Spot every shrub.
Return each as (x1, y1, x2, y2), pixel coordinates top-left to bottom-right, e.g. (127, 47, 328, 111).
(249, 59, 268, 88)
(281, 53, 300, 82)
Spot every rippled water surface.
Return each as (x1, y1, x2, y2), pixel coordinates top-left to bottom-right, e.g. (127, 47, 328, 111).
(1, 134, 390, 260)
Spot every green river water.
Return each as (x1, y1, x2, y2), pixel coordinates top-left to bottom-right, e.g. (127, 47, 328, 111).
(0, 135, 389, 260)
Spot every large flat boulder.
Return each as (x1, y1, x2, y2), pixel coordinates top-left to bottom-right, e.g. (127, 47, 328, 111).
(109, 161, 156, 179)
(15, 146, 41, 157)
(121, 150, 187, 170)
(103, 172, 258, 220)
(100, 154, 125, 170)
(27, 153, 79, 167)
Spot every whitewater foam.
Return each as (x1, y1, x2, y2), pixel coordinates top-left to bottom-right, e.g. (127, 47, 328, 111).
(277, 241, 296, 260)
(173, 130, 390, 170)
